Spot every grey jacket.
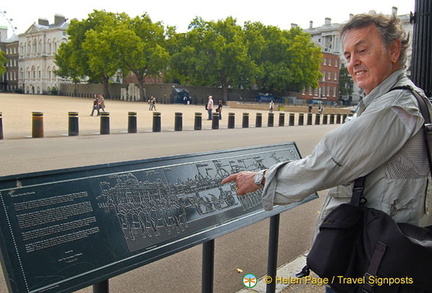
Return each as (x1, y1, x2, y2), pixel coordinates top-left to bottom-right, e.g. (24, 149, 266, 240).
(261, 70, 432, 230)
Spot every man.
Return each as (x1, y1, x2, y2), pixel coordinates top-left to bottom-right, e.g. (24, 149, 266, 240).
(207, 96, 214, 120)
(222, 12, 432, 250)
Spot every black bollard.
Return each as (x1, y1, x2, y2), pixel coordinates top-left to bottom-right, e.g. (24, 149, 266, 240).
(175, 112, 183, 131)
(32, 112, 44, 138)
(278, 113, 285, 127)
(256, 113, 262, 128)
(268, 113, 274, 127)
(100, 112, 110, 135)
(194, 112, 202, 130)
(228, 113, 235, 129)
(298, 113, 304, 126)
(315, 114, 321, 125)
(212, 112, 219, 129)
(242, 113, 249, 128)
(307, 113, 312, 125)
(0, 112, 3, 139)
(68, 112, 79, 136)
(128, 112, 137, 133)
(289, 113, 295, 126)
(152, 112, 161, 132)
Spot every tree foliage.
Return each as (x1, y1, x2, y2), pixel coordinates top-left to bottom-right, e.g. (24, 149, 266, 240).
(0, 51, 7, 76)
(55, 11, 323, 100)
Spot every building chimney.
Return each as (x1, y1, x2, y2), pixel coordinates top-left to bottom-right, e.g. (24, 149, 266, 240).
(325, 17, 331, 26)
(291, 23, 298, 29)
(38, 18, 49, 26)
(54, 15, 66, 25)
(392, 6, 398, 16)
(309, 21, 313, 29)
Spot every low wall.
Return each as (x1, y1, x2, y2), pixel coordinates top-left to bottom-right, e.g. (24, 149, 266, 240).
(226, 101, 352, 115)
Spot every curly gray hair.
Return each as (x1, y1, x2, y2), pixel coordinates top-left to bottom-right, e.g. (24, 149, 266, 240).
(339, 13, 409, 66)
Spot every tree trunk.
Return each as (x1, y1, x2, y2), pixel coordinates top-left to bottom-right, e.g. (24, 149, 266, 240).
(137, 75, 146, 102)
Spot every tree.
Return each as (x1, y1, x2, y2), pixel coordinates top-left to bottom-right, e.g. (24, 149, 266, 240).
(0, 51, 7, 76)
(169, 17, 258, 101)
(119, 14, 170, 101)
(339, 64, 354, 104)
(245, 24, 322, 93)
(55, 10, 129, 98)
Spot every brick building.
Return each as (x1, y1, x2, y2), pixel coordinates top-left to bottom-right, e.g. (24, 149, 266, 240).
(300, 51, 340, 104)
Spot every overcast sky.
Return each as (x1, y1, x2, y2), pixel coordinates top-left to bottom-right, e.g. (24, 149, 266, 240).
(1, 0, 415, 38)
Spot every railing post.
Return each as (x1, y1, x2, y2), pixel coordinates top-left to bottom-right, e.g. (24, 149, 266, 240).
(266, 214, 280, 293)
(100, 112, 110, 135)
(202, 240, 215, 293)
(32, 112, 44, 138)
(93, 279, 109, 293)
(128, 112, 137, 133)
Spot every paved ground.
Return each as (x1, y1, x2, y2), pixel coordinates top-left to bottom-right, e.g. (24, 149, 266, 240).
(0, 93, 308, 139)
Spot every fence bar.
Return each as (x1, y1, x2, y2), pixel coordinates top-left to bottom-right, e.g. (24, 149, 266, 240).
(93, 280, 109, 293)
(266, 214, 280, 293)
(202, 240, 215, 293)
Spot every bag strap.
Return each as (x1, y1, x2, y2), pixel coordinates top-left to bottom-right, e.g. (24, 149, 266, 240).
(391, 85, 432, 174)
(351, 85, 432, 207)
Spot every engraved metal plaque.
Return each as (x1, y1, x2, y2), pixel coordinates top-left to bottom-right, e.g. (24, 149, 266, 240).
(0, 142, 317, 293)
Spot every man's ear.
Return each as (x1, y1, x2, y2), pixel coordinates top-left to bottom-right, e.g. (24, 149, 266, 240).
(389, 39, 402, 63)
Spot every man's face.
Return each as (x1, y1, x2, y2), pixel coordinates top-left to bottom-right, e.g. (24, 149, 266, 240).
(343, 24, 399, 94)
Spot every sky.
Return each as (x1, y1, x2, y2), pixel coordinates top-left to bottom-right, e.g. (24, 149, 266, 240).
(1, 0, 415, 38)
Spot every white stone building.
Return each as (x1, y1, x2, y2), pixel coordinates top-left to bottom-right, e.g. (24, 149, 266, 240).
(18, 15, 68, 94)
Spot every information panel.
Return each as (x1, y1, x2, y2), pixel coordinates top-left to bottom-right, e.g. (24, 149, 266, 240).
(0, 142, 317, 293)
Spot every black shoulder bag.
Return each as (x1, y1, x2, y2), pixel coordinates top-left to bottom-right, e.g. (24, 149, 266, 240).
(299, 87, 432, 292)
